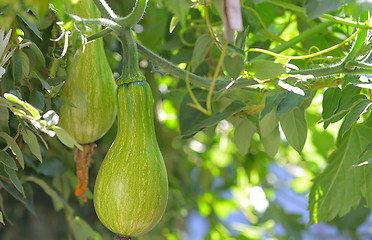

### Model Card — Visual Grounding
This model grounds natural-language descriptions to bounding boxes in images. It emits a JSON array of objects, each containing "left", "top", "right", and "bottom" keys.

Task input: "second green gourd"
[{"left": 94, "top": 81, "right": 168, "bottom": 237}]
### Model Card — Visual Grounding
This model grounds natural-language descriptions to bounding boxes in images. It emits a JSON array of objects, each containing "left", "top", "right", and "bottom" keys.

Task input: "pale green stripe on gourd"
[
  {"left": 94, "top": 82, "right": 168, "bottom": 236},
  {"left": 58, "top": 0, "right": 117, "bottom": 144}
]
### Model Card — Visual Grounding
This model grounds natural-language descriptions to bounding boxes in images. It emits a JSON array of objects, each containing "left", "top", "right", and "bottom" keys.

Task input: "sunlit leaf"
[
  {"left": 234, "top": 117, "right": 256, "bottom": 155},
  {"left": 309, "top": 117, "right": 372, "bottom": 224},
  {"left": 279, "top": 107, "right": 308, "bottom": 153}
]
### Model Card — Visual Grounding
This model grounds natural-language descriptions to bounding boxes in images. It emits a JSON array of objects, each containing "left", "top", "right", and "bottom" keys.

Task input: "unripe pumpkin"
[
  {"left": 58, "top": 0, "right": 116, "bottom": 144},
  {"left": 94, "top": 81, "right": 168, "bottom": 236}
]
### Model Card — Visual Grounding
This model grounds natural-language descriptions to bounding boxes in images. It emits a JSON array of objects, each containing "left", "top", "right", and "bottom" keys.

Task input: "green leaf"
[
  {"left": 26, "top": 176, "right": 71, "bottom": 212},
  {"left": 322, "top": 87, "right": 342, "bottom": 128},
  {"left": 191, "top": 34, "right": 213, "bottom": 72},
  {"left": 0, "top": 181, "right": 35, "bottom": 214},
  {"left": 22, "top": 129, "right": 42, "bottom": 162},
  {"left": 304, "top": 0, "right": 353, "bottom": 20},
  {"left": 233, "top": 118, "right": 256, "bottom": 155},
  {"left": 37, "top": 158, "right": 67, "bottom": 176},
  {"left": 19, "top": 51, "right": 30, "bottom": 76},
  {"left": 279, "top": 107, "right": 308, "bottom": 153},
  {"left": 4, "top": 166, "right": 24, "bottom": 194},
  {"left": 52, "top": 126, "right": 83, "bottom": 150},
  {"left": 260, "top": 91, "right": 287, "bottom": 119},
  {"left": 276, "top": 90, "right": 311, "bottom": 115},
  {"left": 360, "top": 142, "right": 372, "bottom": 159},
  {"left": 342, "top": 99, "right": 372, "bottom": 136},
  {"left": 222, "top": 53, "right": 245, "bottom": 79},
  {"left": 71, "top": 216, "right": 102, "bottom": 240},
  {"left": 259, "top": 107, "right": 279, "bottom": 137},
  {"left": 260, "top": 124, "right": 280, "bottom": 157},
  {"left": 309, "top": 117, "right": 372, "bottom": 224},
  {"left": 28, "top": 0, "right": 50, "bottom": 19},
  {"left": 180, "top": 100, "right": 246, "bottom": 138},
  {"left": 18, "top": 14, "right": 42, "bottom": 39},
  {"left": 28, "top": 42, "right": 46, "bottom": 67},
  {"left": 12, "top": 46, "right": 23, "bottom": 82},
  {"left": 165, "top": 0, "right": 190, "bottom": 27},
  {"left": 31, "top": 72, "right": 51, "bottom": 93},
  {"left": 0, "top": 150, "right": 17, "bottom": 170},
  {"left": 0, "top": 133, "right": 24, "bottom": 168},
  {"left": 259, "top": 108, "right": 280, "bottom": 157},
  {"left": 29, "top": 89, "right": 45, "bottom": 110},
  {"left": 248, "top": 60, "right": 285, "bottom": 80}
]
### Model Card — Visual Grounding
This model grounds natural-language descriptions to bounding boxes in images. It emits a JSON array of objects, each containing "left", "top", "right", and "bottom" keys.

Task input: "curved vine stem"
[
  {"left": 116, "top": 0, "right": 148, "bottom": 27},
  {"left": 137, "top": 41, "right": 257, "bottom": 90},
  {"left": 203, "top": 0, "right": 223, "bottom": 52},
  {"left": 249, "top": 28, "right": 360, "bottom": 60}
]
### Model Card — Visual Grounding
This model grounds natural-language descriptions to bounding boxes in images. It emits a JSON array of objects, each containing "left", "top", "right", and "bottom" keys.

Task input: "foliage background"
[{"left": 1, "top": 0, "right": 372, "bottom": 239}]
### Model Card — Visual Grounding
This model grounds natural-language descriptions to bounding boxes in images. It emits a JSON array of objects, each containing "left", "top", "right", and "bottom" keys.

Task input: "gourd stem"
[
  {"left": 117, "top": 29, "right": 145, "bottom": 84},
  {"left": 114, "top": 235, "right": 132, "bottom": 240},
  {"left": 116, "top": 0, "right": 148, "bottom": 27}
]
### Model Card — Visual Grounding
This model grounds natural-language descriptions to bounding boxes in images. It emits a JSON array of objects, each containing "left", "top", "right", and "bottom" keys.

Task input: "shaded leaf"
[
  {"left": 181, "top": 100, "right": 245, "bottom": 138},
  {"left": 71, "top": 216, "right": 102, "bottom": 240},
  {"left": 0, "top": 150, "right": 17, "bottom": 170},
  {"left": 280, "top": 107, "right": 308, "bottom": 153},
  {"left": 191, "top": 34, "right": 213, "bottom": 71},
  {"left": 37, "top": 158, "right": 67, "bottom": 176},
  {"left": 29, "top": 89, "right": 45, "bottom": 110},
  {"left": 52, "top": 126, "right": 83, "bottom": 150},
  {"left": 342, "top": 99, "right": 372, "bottom": 136},
  {"left": 0, "top": 181, "right": 35, "bottom": 214},
  {"left": 18, "top": 14, "right": 42, "bottom": 39},
  {"left": 222, "top": 53, "right": 245, "bottom": 79},
  {"left": 276, "top": 90, "right": 311, "bottom": 115},
  {"left": 0, "top": 132, "right": 24, "bottom": 168},
  {"left": 260, "top": 91, "right": 287, "bottom": 119},
  {"left": 304, "top": 0, "right": 353, "bottom": 20},
  {"left": 322, "top": 87, "right": 341, "bottom": 129},
  {"left": 22, "top": 129, "right": 42, "bottom": 162},
  {"left": 26, "top": 176, "right": 71, "bottom": 212},
  {"left": 19, "top": 51, "right": 30, "bottom": 76},
  {"left": 5, "top": 166, "right": 24, "bottom": 194},
  {"left": 12, "top": 46, "right": 23, "bottom": 82},
  {"left": 28, "top": 42, "right": 46, "bottom": 67}
]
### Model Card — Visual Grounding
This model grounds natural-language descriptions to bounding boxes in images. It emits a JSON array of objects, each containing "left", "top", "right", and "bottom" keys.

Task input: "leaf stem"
[
  {"left": 203, "top": 0, "right": 223, "bottom": 51},
  {"left": 137, "top": 41, "right": 257, "bottom": 90},
  {"left": 92, "top": 0, "right": 117, "bottom": 19},
  {"left": 2, "top": 131, "right": 20, "bottom": 151}
]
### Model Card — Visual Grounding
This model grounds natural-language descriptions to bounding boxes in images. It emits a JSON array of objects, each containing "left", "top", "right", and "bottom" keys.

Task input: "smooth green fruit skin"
[
  {"left": 58, "top": 0, "right": 116, "bottom": 144},
  {"left": 94, "top": 81, "right": 168, "bottom": 236}
]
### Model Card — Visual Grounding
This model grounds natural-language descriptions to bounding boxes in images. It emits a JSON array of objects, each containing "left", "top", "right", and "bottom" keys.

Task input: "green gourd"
[
  {"left": 94, "top": 81, "right": 168, "bottom": 237},
  {"left": 58, "top": 0, "right": 116, "bottom": 144}
]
